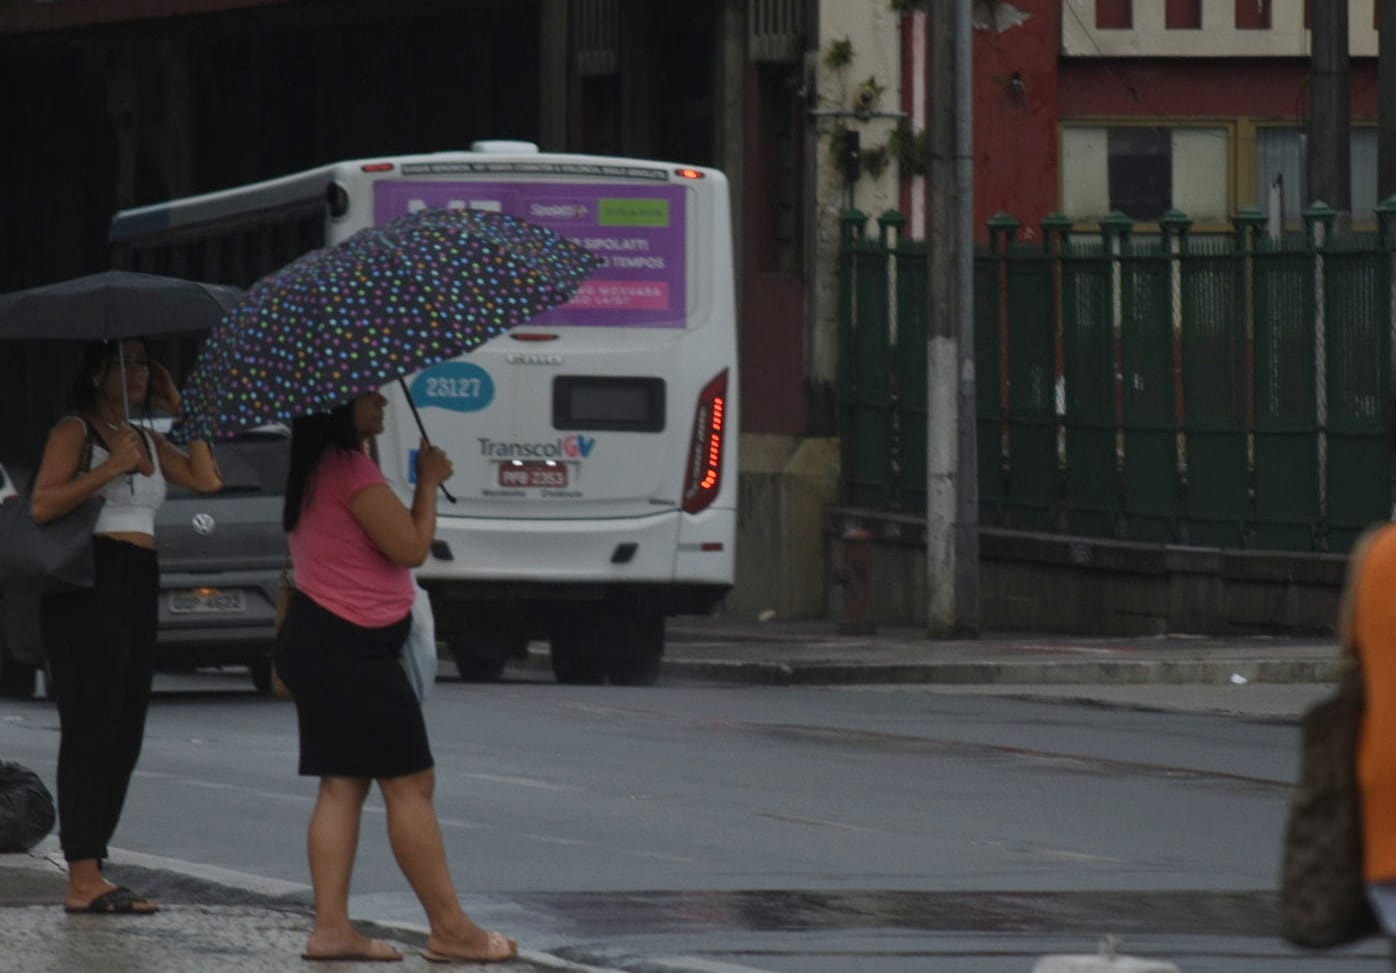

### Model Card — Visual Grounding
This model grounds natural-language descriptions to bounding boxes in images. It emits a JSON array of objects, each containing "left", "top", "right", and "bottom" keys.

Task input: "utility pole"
[
  {"left": 1310, "top": 0, "right": 1351, "bottom": 231},
  {"left": 1381, "top": 0, "right": 1396, "bottom": 200},
  {"left": 925, "top": 0, "right": 977, "bottom": 637}
]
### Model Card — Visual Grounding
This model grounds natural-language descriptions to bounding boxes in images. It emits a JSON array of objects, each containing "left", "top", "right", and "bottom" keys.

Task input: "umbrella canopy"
[
  {"left": 173, "top": 208, "right": 599, "bottom": 444},
  {"left": 0, "top": 270, "right": 243, "bottom": 341}
]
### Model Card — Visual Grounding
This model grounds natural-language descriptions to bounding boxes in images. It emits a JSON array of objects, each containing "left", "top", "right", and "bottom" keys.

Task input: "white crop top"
[{"left": 69, "top": 417, "right": 167, "bottom": 536}]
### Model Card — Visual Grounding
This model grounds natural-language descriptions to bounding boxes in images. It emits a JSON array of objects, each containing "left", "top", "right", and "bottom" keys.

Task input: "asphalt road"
[{"left": 0, "top": 667, "right": 1388, "bottom": 972}]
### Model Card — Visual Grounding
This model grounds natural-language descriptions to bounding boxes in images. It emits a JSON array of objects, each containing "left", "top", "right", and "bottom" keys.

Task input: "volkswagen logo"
[{"left": 191, "top": 513, "right": 216, "bottom": 536}]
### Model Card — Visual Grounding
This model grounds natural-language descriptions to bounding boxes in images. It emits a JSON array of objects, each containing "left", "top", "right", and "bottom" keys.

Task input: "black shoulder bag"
[{"left": 0, "top": 426, "right": 104, "bottom": 592}]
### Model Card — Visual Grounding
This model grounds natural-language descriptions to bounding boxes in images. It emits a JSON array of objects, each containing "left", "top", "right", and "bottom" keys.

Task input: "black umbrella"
[
  {"left": 0, "top": 271, "right": 242, "bottom": 341},
  {"left": 0, "top": 270, "right": 243, "bottom": 418}
]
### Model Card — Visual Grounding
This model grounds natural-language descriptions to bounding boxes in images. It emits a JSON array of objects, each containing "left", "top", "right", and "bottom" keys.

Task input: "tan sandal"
[{"left": 421, "top": 930, "right": 518, "bottom": 964}]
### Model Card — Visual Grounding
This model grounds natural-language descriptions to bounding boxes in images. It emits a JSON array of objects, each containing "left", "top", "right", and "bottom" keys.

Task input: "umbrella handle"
[{"left": 399, "top": 378, "right": 457, "bottom": 504}]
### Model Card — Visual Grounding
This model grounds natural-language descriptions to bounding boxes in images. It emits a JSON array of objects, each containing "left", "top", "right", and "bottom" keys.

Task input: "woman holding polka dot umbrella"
[{"left": 172, "top": 207, "right": 596, "bottom": 964}]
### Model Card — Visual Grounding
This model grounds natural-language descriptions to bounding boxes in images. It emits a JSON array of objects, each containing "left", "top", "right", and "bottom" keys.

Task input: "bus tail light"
[{"left": 681, "top": 369, "right": 728, "bottom": 514}]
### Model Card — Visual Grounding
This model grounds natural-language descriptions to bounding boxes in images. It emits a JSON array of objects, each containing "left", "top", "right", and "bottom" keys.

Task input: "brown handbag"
[
  {"left": 1280, "top": 527, "right": 1383, "bottom": 948},
  {"left": 1280, "top": 659, "right": 1378, "bottom": 947}
]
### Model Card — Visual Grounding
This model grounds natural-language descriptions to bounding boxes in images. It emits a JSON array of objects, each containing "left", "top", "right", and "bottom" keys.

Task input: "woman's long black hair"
[
  {"left": 283, "top": 401, "right": 361, "bottom": 532},
  {"left": 65, "top": 338, "right": 152, "bottom": 417}
]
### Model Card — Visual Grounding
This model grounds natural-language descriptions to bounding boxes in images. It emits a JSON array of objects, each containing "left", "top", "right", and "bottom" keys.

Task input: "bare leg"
[
  {"left": 303, "top": 776, "right": 400, "bottom": 961},
  {"left": 379, "top": 769, "right": 516, "bottom": 961}
]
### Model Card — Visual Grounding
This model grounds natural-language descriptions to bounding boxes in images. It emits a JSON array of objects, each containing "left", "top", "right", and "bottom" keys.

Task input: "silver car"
[{"left": 0, "top": 423, "right": 290, "bottom": 696}]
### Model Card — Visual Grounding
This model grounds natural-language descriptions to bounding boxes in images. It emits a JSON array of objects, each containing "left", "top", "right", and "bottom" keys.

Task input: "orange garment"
[{"left": 1355, "top": 523, "right": 1396, "bottom": 881}]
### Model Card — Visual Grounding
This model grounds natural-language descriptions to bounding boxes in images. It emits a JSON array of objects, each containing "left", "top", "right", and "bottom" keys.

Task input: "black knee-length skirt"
[{"left": 274, "top": 588, "right": 432, "bottom": 779}]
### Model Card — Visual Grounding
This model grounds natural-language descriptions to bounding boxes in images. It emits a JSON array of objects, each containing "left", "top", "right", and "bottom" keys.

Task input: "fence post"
[
  {"left": 1102, "top": 211, "right": 1133, "bottom": 535},
  {"left": 1379, "top": 195, "right": 1396, "bottom": 517},
  {"left": 986, "top": 211, "right": 1021, "bottom": 427},
  {"left": 1041, "top": 213, "right": 1073, "bottom": 524},
  {"left": 983, "top": 213, "right": 1020, "bottom": 526},
  {"left": 1159, "top": 209, "right": 1191, "bottom": 539},
  {"left": 1233, "top": 208, "right": 1266, "bottom": 543},
  {"left": 838, "top": 209, "right": 869, "bottom": 505},
  {"left": 1303, "top": 201, "right": 1336, "bottom": 543},
  {"left": 878, "top": 209, "right": 908, "bottom": 506}
]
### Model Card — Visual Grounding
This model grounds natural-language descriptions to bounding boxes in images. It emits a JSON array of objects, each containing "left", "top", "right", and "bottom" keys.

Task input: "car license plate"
[
  {"left": 169, "top": 588, "right": 246, "bottom": 614},
  {"left": 498, "top": 461, "right": 567, "bottom": 488}
]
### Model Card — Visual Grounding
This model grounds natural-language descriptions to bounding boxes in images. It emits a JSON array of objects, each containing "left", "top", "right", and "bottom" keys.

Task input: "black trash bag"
[{"left": 0, "top": 761, "right": 55, "bottom": 853}]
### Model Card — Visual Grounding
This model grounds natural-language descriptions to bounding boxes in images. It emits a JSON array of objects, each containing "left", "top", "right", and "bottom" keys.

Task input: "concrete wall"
[
  {"left": 826, "top": 508, "right": 1348, "bottom": 635},
  {"left": 725, "top": 434, "right": 840, "bottom": 620},
  {"left": 808, "top": 0, "right": 905, "bottom": 395}
]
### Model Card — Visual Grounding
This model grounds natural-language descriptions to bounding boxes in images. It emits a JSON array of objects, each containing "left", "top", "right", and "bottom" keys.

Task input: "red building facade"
[{"left": 967, "top": 0, "right": 1380, "bottom": 240}]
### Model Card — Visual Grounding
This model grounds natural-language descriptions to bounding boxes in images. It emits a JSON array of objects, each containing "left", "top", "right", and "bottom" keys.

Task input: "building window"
[
  {"left": 1108, "top": 128, "right": 1172, "bottom": 220},
  {"left": 756, "top": 63, "right": 804, "bottom": 273},
  {"left": 1063, "top": 125, "right": 1230, "bottom": 224},
  {"left": 1166, "top": 0, "right": 1201, "bottom": 29},
  {"left": 1236, "top": 0, "right": 1271, "bottom": 30},
  {"left": 1254, "top": 127, "right": 1379, "bottom": 225},
  {"left": 1096, "top": 0, "right": 1132, "bottom": 29}
]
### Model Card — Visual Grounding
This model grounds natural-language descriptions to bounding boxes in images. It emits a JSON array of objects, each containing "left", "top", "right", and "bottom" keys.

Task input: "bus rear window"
[{"left": 553, "top": 376, "right": 665, "bottom": 432}]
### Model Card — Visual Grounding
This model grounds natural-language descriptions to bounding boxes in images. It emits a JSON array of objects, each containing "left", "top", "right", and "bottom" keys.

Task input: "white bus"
[{"left": 110, "top": 143, "right": 738, "bottom": 685}]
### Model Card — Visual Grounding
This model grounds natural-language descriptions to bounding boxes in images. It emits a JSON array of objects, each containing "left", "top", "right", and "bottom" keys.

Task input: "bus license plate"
[
  {"left": 169, "top": 588, "right": 246, "bottom": 614},
  {"left": 498, "top": 462, "right": 568, "bottom": 489}
]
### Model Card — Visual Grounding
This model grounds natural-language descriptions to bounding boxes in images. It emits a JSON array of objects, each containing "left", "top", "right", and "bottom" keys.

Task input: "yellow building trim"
[{"left": 1059, "top": 117, "right": 1237, "bottom": 234}]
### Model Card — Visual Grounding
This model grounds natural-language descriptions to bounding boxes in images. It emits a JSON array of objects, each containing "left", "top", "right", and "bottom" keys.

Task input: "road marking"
[
  {"left": 644, "top": 958, "right": 782, "bottom": 973},
  {"left": 132, "top": 770, "right": 317, "bottom": 805},
  {"left": 520, "top": 833, "right": 591, "bottom": 846},
  {"left": 520, "top": 948, "right": 642, "bottom": 972},
  {"left": 753, "top": 812, "right": 878, "bottom": 833},
  {"left": 1028, "top": 848, "right": 1130, "bottom": 864},
  {"left": 463, "top": 772, "right": 581, "bottom": 792}
]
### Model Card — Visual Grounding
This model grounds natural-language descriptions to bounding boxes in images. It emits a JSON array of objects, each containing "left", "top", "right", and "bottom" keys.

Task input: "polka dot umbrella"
[{"left": 171, "top": 207, "right": 599, "bottom": 446}]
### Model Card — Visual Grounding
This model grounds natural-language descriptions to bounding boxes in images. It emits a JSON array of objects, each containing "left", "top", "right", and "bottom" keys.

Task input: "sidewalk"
[
  {"left": 551, "top": 614, "right": 1341, "bottom": 722},
  {"left": 0, "top": 839, "right": 612, "bottom": 973},
  {"left": 0, "top": 618, "right": 1340, "bottom": 971},
  {"left": 658, "top": 615, "right": 1340, "bottom": 690}
]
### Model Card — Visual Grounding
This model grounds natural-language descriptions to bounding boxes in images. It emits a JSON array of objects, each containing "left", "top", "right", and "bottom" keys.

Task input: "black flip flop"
[{"left": 64, "top": 886, "right": 158, "bottom": 915}]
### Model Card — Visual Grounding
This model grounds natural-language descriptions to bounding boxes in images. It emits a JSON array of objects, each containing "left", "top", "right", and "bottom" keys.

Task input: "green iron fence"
[{"left": 838, "top": 204, "right": 1396, "bottom": 553}]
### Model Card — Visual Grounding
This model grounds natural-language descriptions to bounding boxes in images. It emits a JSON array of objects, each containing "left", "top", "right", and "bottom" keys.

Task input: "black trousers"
[{"left": 42, "top": 536, "right": 158, "bottom": 864}]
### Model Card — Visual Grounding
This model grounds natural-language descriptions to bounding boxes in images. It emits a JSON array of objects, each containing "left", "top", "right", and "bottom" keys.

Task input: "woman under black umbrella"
[{"left": 29, "top": 337, "right": 222, "bottom": 914}]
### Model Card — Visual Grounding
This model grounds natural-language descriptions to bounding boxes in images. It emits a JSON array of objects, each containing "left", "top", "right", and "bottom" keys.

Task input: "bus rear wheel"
[
  {"left": 449, "top": 637, "right": 512, "bottom": 683},
  {"left": 549, "top": 607, "right": 608, "bottom": 685},
  {"left": 550, "top": 606, "right": 664, "bottom": 686},
  {"left": 606, "top": 611, "right": 664, "bottom": 686}
]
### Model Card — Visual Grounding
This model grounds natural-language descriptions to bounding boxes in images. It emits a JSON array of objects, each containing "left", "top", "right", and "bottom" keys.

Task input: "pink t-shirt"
[{"left": 290, "top": 448, "right": 414, "bottom": 628}]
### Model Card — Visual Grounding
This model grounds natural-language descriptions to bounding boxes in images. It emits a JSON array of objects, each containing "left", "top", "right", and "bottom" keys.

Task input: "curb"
[
  {"left": 524, "top": 649, "right": 1341, "bottom": 687},
  {"left": 659, "top": 657, "right": 1343, "bottom": 686}
]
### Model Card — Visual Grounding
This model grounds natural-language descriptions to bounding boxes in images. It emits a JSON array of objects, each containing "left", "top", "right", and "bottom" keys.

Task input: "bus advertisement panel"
[{"left": 373, "top": 181, "right": 686, "bottom": 328}]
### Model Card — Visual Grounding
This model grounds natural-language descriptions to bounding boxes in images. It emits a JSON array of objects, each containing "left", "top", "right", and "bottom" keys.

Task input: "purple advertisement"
[{"left": 374, "top": 180, "right": 686, "bottom": 328}]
